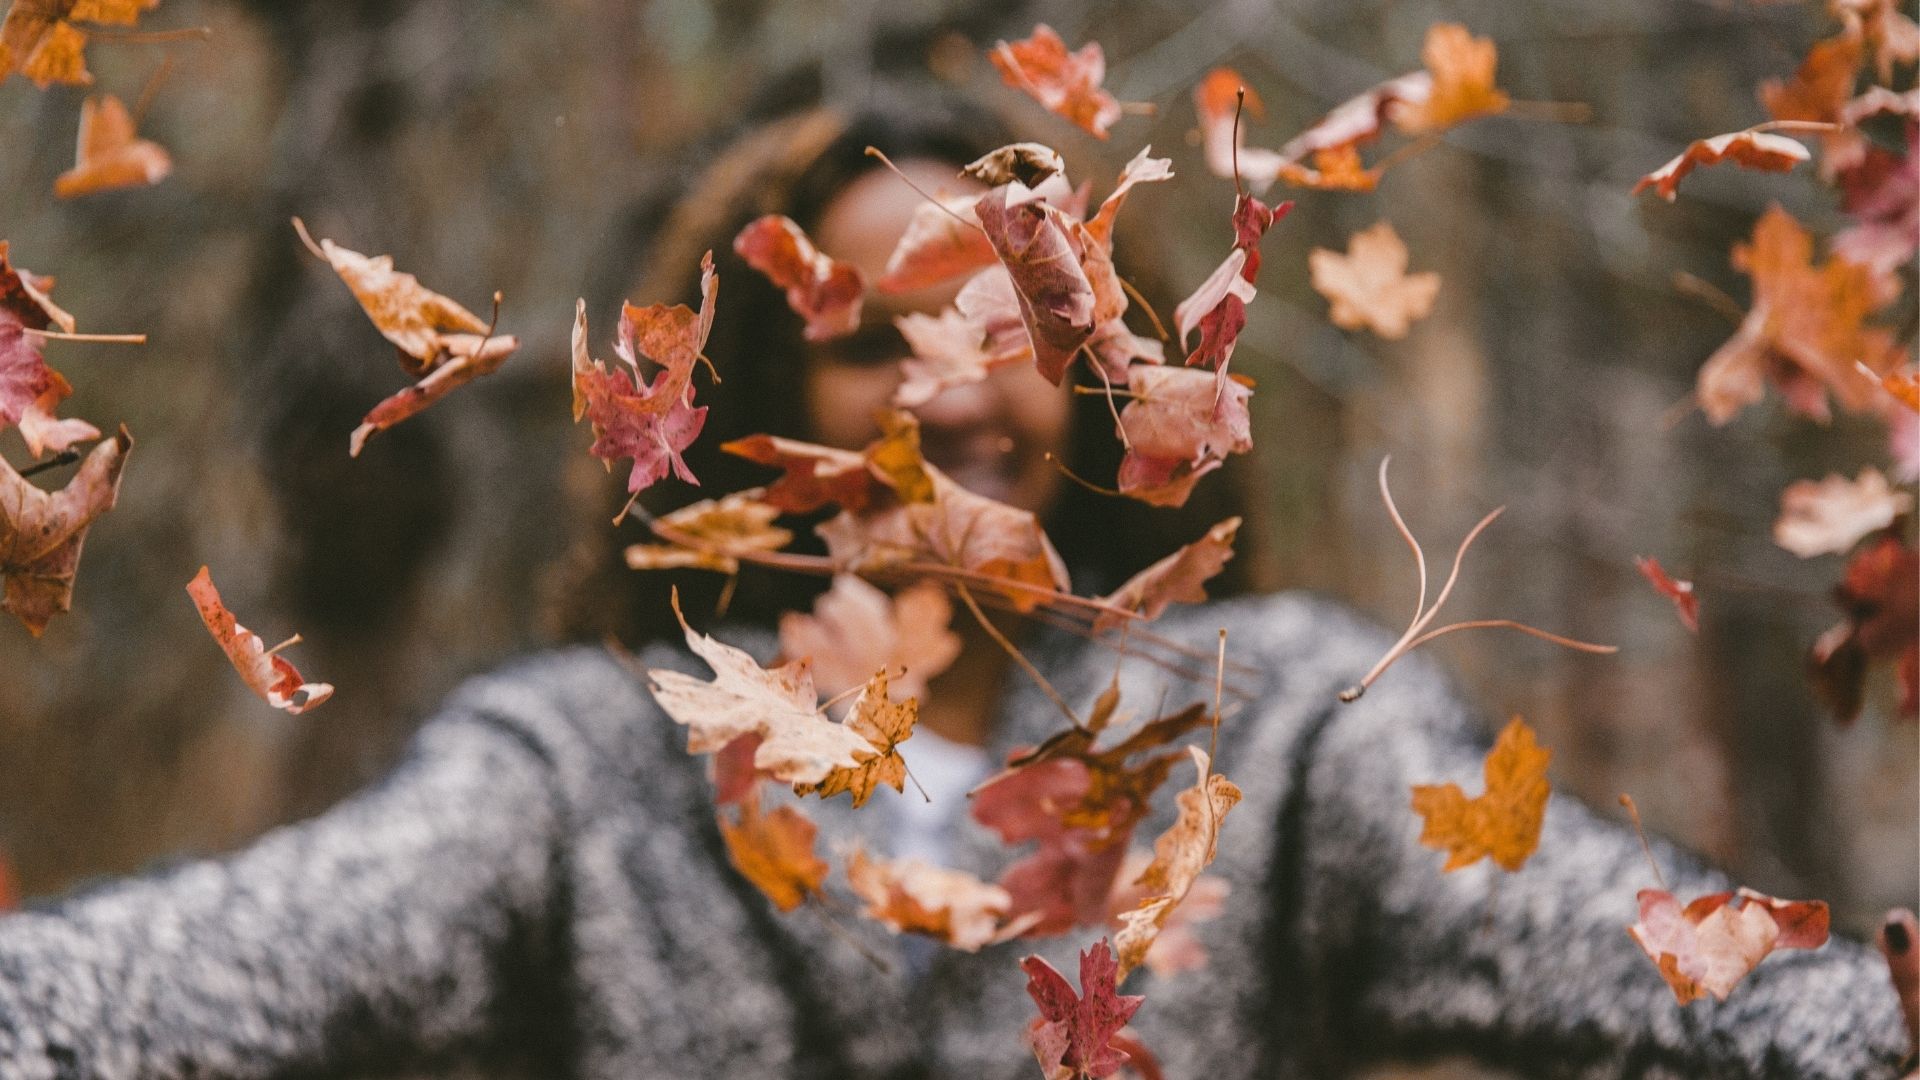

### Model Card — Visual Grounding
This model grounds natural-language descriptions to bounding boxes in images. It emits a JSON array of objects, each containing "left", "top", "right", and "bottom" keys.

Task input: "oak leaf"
[
  {"left": 1635, "top": 556, "right": 1700, "bottom": 634},
  {"left": 186, "top": 566, "right": 333, "bottom": 714},
  {"left": 991, "top": 25, "right": 1123, "bottom": 139},
  {"left": 791, "top": 670, "right": 917, "bottom": 808},
  {"left": 777, "top": 575, "right": 959, "bottom": 703},
  {"left": 845, "top": 846, "right": 1034, "bottom": 951},
  {"left": 1775, "top": 468, "right": 1912, "bottom": 558},
  {"left": 1096, "top": 517, "right": 1240, "bottom": 632},
  {"left": 733, "top": 215, "right": 865, "bottom": 342},
  {"left": 718, "top": 791, "right": 826, "bottom": 913},
  {"left": 1410, "top": 715, "right": 1550, "bottom": 872},
  {"left": 624, "top": 491, "right": 792, "bottom": 575},
  {"left": 1629, "top": 887, "right": 1830, "bottom": 1004},
  {"left": 1115, "top": 365, "right": 1253, "bottom": 508},
  {"left": 1021, "top": 940, "right": 1146, "bottom": 1080},
  {"left": 0, "top": 425, "right": 129, "bottom": 635},
  {"left": 1112, "top": 747, "right": 1242, "bottom": 980},
  {"left": 1308, "top": 221, "right": 1439, "bottom": 340},
  {"left": 1632, "top": 131, "right": 1810, "bottom": 202},
  {"left": 53, "top": 93, "right": 171, "bottom": 199},
  {"left": 646, "top": 592, "right": 875, "bottom": 786}
]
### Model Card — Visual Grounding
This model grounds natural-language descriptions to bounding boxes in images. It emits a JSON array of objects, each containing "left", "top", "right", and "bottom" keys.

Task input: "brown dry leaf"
[
  {"left": 1095, "top": 517, "right": 1240, "bottom": 632},
  {"left": 1697, "top": 205, "right": 1896, "bottom": 425},
  {"left": 624, "top": 491, "right": 792, "bottom": 575},
  {"left": 186, "top": 566, "right": 332, "bottom": 714},
  {"left": 974, "top": 179, "right": 1096, "bottom": 385},
  {"left": 0, "top": 425, "right": 130, "bottom": 635},
  {"left": 718, "top": 791, "right": 827, "bottom": 913},
  {"left": 53, "top": 93, "right": 171, "bottom": 199},
  {"left": 792, "top": 669, "right": 916, "bottom": 807},
  {"left": 1308, "top": 221, "right": 1440, "bottom": 340},
  {"left": 646, "top": 591, "right": 875, "bottom": 786},
  {"left": 990, "top": 25, "right": 1124, "bottom": 139},
  {"left": 777, "top": 575, "right": 959, "bottom": 702},
  {"left": 845, "top": 846, "right": 1033, "bottom": 951},
  {"left": 1809, "top": 534, "right": 1919, "bottom": 723},
  {"left": 1410, "top": 715, "right": 1550, "bottom": 872},
  {"left": 0, "top": 242, "right": 76, "bottom": 333},
  {"left": 1389, "top": 23, "right": 1512, "bottom": 134},
  {"left": 1775, "top": 468, "right": 1913, "bottom": 558},
  {"left": 1115, "top": 365, "right": 1254, "bottom": 508},
  {"left": 1629, "top": 887, "right": 1831, "bottom": 1004},
  {"left": 0, "top": 0, "right": 158, "bottom": 88},
  {"left": 1633, "top": 131, "right": 1810, "bottom": 202},
  {"left": 962, "top": 143, "right": 1067, "bottom": 189},
  {"left": 1112, "top": 747, "right": 1242, "bottom": 980},
  {"left": 1106, "top": 852, "right": 1229, "bottom": 977}
]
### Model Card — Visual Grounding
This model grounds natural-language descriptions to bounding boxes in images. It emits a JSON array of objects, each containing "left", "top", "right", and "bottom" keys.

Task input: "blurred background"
[{"left": 0, "top": 1, "right": 1913, "bottom": 1076}]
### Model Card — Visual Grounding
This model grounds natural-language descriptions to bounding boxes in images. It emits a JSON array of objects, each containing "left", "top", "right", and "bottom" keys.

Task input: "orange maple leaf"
[
  {"left": 1391, "top": 23, "right": 1512, "bottom": 134},
  {"left": 0, "top": 0, "right": 159, "bottom": 88},
  {"left": 1308, "top": 221, "right": 1440, "bottom": 340},
  {"left": 1410, "top": 715, "right": 1551, "bottom": 872},
  {"left": 991, "top": 25, "right": 1123, "bottom": 139},
  {"left": 717, "top": 792, "right": 827, "bottom": 913},
  {"left": 791, "top": 670, "right": 917, "bottom": 808},
  {"left": 53, "top": 93, "right": 171, "bottom": 199}
]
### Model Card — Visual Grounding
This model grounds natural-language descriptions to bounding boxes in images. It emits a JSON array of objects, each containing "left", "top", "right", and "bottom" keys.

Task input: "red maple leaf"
[{"left": 1021, "top": 939, "right": 1146, "bottom": 1079}]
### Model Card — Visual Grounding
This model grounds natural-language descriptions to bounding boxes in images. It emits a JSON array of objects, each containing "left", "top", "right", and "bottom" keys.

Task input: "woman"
[{"left": 0, "top": 88, "right": 1910, "bottom": 1080}]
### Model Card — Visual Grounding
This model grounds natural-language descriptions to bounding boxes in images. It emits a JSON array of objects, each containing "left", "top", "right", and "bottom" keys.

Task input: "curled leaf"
[
  {"left": 1774, "top": 468, "right": 1912, "bottom": 558},
  {"left": 1112, "top": 747, "right": 1242, "bottom": 981},
  {"left": 0, "top": 424, "right": 129, "bottom": 635},
  {"left": 733, "top": 215, "right": 865, "bottom": 342},
  {"left": 1633, "top": 130, "right": 1809, "bottom": 202},
  {"left": 1635, "top": 556, "right": 1700, "bottom": 634},
  {"left": 186, "top": 566, "right": 333, "bottom": 714},
  {"left": 1629, "top": 887, "right": 1830, "bottom": 1004},
  {"left": 990, "top": 25, "right": 1124, "bottom": 139},
  {"left": 1115, "top": 365, "right": 1254, "bottom": 508},
  {"left": 791, "top": 670, "right": 917, "bottom": 808},
  {"left": 846, "top": 846, "right": 1034, "bottom": 951}
]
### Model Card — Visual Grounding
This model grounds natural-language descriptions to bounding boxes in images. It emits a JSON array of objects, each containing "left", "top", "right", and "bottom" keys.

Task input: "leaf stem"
[
  {"left": 22, "top": 328, "right": 146, "bottom": 345},
  {"left": 955, "top": 583, "right": 1083, "bottom": 731}
]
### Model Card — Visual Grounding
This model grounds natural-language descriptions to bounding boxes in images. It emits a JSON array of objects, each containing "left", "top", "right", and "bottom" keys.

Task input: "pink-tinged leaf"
[
  {"left": 1, "top": 424, "right": 130, "bottom": 636},
  {"left": 991, "top": 25, "right": 1124, "bottom": 139},
  {"left": 350, "top": 331, "right": 519, "bottom": 457},
  {"left": 954, "top": 267, "right": 1037, "bottom": 364},
  {"left": 1834, "top": 121, "right": 1919, "bottom": 277},
  {"left": 1173, "top": 195, "right": 1286, "bottom": 374},
  {"left": 1635, "top": 556, "right": 1699, "bottom": 634},
  {"left": 777, "top": 575, "right": 959, "bottom": 704},
  {"left": 1775, "top": 468, "right": 1913, "bottom": 558},
  {"left": 877, "top": 193, "right": 996, "bottom": 295},
  {"left": 845, "top": 846, "right": 1036, "bottom": 952},
  {"left": 17, "top": 367, "right": 98, "bottom": 459},
  {"left": 0, "top": 311, "right": 53, "bottom": 430},
  {"left": 1629, "top": 886, "right": 1830, "bottom": 1004},
  {"left": 892, "top": 307, "right": 1030, "bottom": 409},
  {"left": 1194, "top": 69, "right": 1293, "bottom": 194},
  {"left": 1097, "top": 517, "right": 1240, "bottom": 632},
  {"left": 1633, "top": 131, "right": 1810, "bottom": 202},
  {"left": 1021, "top": 940, "right": 1146, "bottom": 1079},
  {"left": 187, "top": 566, "right": 333, "bottom": 714},
  {"left": 974, "top": 183, "right": 1096, "bottom": 385},
  {"left": 1116, "top": 365, "right": 1253, "bottom": 508},
  {"left": 711, "top": 732, "right": 765, "bottom": 807},
  {"left": 733, "top": 215, "right": 865, "bottom": 341},
  {"left": 0, "top": 242, "right": 76, "bottom": 334}
]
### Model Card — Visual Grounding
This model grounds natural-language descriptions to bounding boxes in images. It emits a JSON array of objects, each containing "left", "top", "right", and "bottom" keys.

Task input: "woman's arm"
[
  {"left": 0, "top": 707, "right": 566, "bottom": 1079},
  {"left": 1281, "top": 651, "right": 1911, "bottom": 1079}
]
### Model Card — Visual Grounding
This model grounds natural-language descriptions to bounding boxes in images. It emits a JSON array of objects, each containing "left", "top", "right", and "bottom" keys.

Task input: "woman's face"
[{"left": 804, "top": 159, "right": 1071, "bottom": 516}]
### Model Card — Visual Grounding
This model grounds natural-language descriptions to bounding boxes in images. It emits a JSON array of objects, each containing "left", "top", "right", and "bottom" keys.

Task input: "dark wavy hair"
[{"left": 549, "top": 80, "right": 1276, "bottom": 644}]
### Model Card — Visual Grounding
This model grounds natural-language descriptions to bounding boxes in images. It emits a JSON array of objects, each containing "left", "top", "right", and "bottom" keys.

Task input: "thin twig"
[
  {"left": 1118, "top": 277, "right": 1169, "bottom": 342},
  {"left": 17, "top": 449, "right": 81, "bottom": 479},
  {"left": 22, "top": 328, "right": 146, "bottom": 345},
  {"left": 955, "top": 583, "right": 1083, "bottom": 730},
  {"left": 865, "top": 147, "right": 985, "bottom": 234},
  {"left": 1672, "top": 272, "right": 1746, "bottom": 324},
  {"left": 1618, "top": 794, "right": 1668, "bottom": 891},
  {"left": 1403, "top": 619, "right": 1619, "bottom": 655},
  {"left": 84, "top": 25, "right": 213, "bottom": 44}
]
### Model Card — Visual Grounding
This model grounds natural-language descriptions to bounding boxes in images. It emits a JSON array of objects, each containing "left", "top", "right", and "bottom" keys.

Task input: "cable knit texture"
[{"left": 0, "top": 592, "right": 1906, "bottom": 1078}]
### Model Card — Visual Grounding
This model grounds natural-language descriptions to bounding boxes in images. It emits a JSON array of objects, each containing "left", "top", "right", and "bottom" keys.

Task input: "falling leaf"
[
  {"left": 1115, "top": 365, "right": 1254, "bottom": 508},
  {"left": 733, "top": 215, "right": 865, "bottom": 342},
  {"left": 845, "top": 846, "right": 1035, "bottom": 951},
  {"left": 974, "top": 180, "right": 1096, "bottom": 384},
  {"left": 1096, "top": 517, "right": 1240, "bottom": 632},
  {"left": 0, "top": 312, "right": 54, "bottom": 433},
  {"left": 711, "top": 732, "right": 765, "bottom": 807},
  {"left": 1083, "top": 148, "right": 1175, "bottom": 247},
  {"left": 722, "top": 434, "right": 873, "bottom": 513},
  {"left": 792, "top": 669, "right": 917, "bottom": 807},
  {"left": 1106, "top": 853, "right": 1229, "bottom": 978},
  {"left": 877, "top": 194, "right": 996, "bottom": 295},
  {"left": 892, "top": 306, "right": 1030, "bottom": 408},
  {"left": 777, "top": 575, "right": 959, "bottom": 702},
  {"left": 1112, "top": 747, "right": 1242, "bottom": 980},
  {"left": 1388, "top": 23, "right": 1512, "bottom": 135},
  {"left": 718, "top": 791, "right": 827, "bottom": 913},
  {"left": 1410, "top": 715, "right": 1550, "bottom": 872},
  {"left": 0, "top": 242, "right": 75, "bottom": 334},
  {"left": 570, "top": 257, "right": 716, "bottom": 493},
  {"left": 1309, "top": 221, "right": 1440, "bottom": 340},
  {"left": 1762, "top": 32, "right": 1864, "bottom": 125},
  {"left": 624, "top": 491, "right": 792, "bottom": 575},
  {"left": 963, "top": 143, "right": 1068, "bottom": 189},
  {"left": 1629, "top": 887, "right": 1830, "bottom": 1004},
  {"left": 350, "top": 330, "right": 516, "bottom": 457},
  {"left": 1635, "top": 556, "right": 1700, "bottom": 634},
  {"left": 186, "top": 566, "right": 333, "bottom": 714},
  {"left": 0, "top": 425, "right": 130, "bottom": 636},
  {"left": 0, "top": 0, "right": 158, "bottom": 88},
  {"left": 1877, "top": 363, "right": 1920, "bottom": 412},
  {"left": 1632, "top": 131, "right": 1810, "bottom": 202},
  {"left": 646, "top": 591, "right": 876, "bottom": 786},
  {"left": 52, "top": 93, "right": 171, "bottom": 199},
  {"left": 1193, "top": 69, "right": 1293, "bottom": 195},
  {"left": 293, "top": 217, "right": 513, "bottom": 377},
  {"left": 990, "top": 25, "right": 1124, "bottom": 139},
  {"left": 1809, "top": 534, "right": 1919, "bottom": 723},
  {"left": 18, "top": 367, "right": 98, "bottom": 458},
  {"left": 1834, "top": 119, "right": 1919, "bottom": 276},
  {"left": 1173, "top": 194, "right": 1288, "bottom": 374},
  {"left": 1775, "top": 468, "right": 1913, "bottom": 558},
  {"left": 1021, "top": 940, "right": 1146, "bottom": 1080},
  {"left": 1697, "top": 205, "right": 1896, "bottom": 425}
]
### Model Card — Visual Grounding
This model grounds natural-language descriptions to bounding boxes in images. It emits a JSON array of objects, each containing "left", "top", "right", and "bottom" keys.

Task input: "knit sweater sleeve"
[
  {"left": 0, "top": 702, "right": 567, "bottom": 1080},
  {"left": 1279, "top": 638, "right": 1911, "bottom": 1079}
]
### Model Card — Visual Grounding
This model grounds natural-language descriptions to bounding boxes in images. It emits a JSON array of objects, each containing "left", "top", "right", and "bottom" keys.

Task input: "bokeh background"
[{"left": 0, "top": 1, "right": 1913, "bottom": 1076}]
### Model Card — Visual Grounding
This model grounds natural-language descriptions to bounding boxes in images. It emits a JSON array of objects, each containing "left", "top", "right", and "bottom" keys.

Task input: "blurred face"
[{"left": 804, "top": 159, "right": 1071, "bottom": 515}]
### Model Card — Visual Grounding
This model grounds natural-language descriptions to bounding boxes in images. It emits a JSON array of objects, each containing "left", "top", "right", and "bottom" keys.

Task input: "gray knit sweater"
[{"left": 0, "top": 592, "right": 1907, "bottom": 1079}]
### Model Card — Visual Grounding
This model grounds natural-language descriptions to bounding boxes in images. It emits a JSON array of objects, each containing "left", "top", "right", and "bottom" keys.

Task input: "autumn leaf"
[
  {"left": 1632, "top": 131, "right": 1810, "bottom": 202},
  {"left": 792, "top": 669, "right": 917, "bottom": 807},
  {"left": 1833, "top": 119, "right": 1918, "bottom": 276},
  {"left": 1388, "top": 23, "right": 1512, "bottom": 135},
  {"left": 1193, "top": 69, "right": 1293, "bottom": 195},
  {"left": 1878, "top": 363, "right": 1920, "bottom": 412},
  {"left": 1309, "top": 221, "right": 1440, "bottom": 340},
  {"left": 892, "top": 306, "right": 1030, "bottom": 409},
  {"left": 53, "top": 93, "right": 171, "bottom": 199},
  {"left": 0, "top": 312, "right": 54, "bottom": 433},
  {"left": 722, "top": 434, "right": 872, "bottom": 513},
  {"left": 963, "top": 143, "right": 1068, "bottom": 189},
  {"left": 18, "top": 367, "right": 98, "bottom": 459},
  {"left": 1095, "top": 517, "right": 1240, "bottom": 632},
  {"left": 1410, "top": 715, "right": 1551, "bottom": 872},
  {"left": 1173, "top": 194, "right": 1288, "bottom": 374},
  {"left": 1021, "top": 940, "right": 1146, "bottom": 1080},
  {"left": 1629, "top": 887, "right": 1830, "bottom": 1004},
  {"left": 1762, "top": 32, "right": 1863, "bottom": 125},
  {"left": 1115, "top": 365, "right": 1254, "bottom": 508},
  {"left": 1106, "top": 852, "right": 1229, "bottom": 978},
  {"left": 0, "top": 242, "right": 76, "bottom": 334},
  {"left": 293, "top": 217, "right": 517, "bottom": 378},
  {"left": 624, "top": 490, "right": 792, "bottom": 575},
  {"left": 777, "top": 575, "right": 959, "bottom": 703},
  {"left": 1775, "top": 468, "right": 1912, "bottom": 558},
  {"left": 570, "top": 256, "right": 716, "bottom": 493},
  {"left": 877, "top": 193, "right": 996, "bottom": 295},
  {"left": 718, "top": 790, "right": 827, "bottom": 913},
  {"left": 1809, "top": 534, "right": 1918, "bottom": 723},
  {"left": 1697, "top": 205, "right": 1896, "bottom": 425},
  {"left": 733, "top": 215, "right": 865, "bottom": 342},
  {"left": 974, "top": 180, "right": 1096, "bottom": 385},
  {"left": 1112, "top": 747, "right": 1242, "bottom": 981},
  {"left": 0, "top": 425, "right": 130, "bottom": 636},
  {"left": 186, "top": 566, "right": 333, "bottom": 714},
  {"left": 1635, "top": 556, "right": 1700, "bottom": 634},
  {"left": 991, "top": 25, "right": 1124, "bottom": 139},
  {"left": 350, "top": 329, "right": 516, "bottom": 457},
  {"left": 646, "top": 591, "right": 876, "bottom": 786},
  {"left": 845, "top": 846, "right": 1036, "bottom": 951},
  {"left": 0, "top": 0, "right": 158, "bottom": 88}
]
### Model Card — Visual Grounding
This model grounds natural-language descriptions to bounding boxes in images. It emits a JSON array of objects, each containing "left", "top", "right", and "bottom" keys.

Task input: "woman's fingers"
[{"left": 1880, "top": 908, "right": 1919, "bottom": 1066}]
